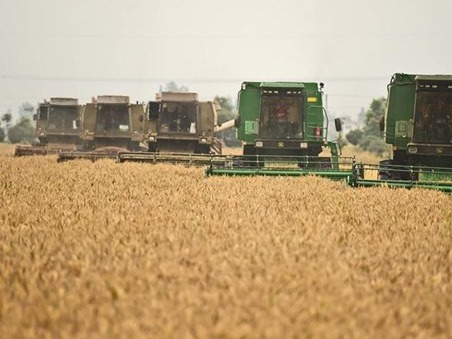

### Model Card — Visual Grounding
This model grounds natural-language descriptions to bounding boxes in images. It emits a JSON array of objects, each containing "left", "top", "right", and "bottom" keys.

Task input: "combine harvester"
[
  {"left": 117, "top": 91, "right": 235, "bottom": 166},
  {"left": 205, "top": 81, "right": 349, "bottom": 178},
  {"left": 354, "top": 73, "right": 452, "bottom": 192},
  {"left": 15, "top": 98, "right": 82, "bottom": 156},
  {"left": 58, "top": 95, "right": 146, "bottom": 161},
  {"left": 206, "top": 77, "right": 452, "bottom": 193}
]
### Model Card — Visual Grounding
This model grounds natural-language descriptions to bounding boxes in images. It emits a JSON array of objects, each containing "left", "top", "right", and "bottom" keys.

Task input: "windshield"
[
  {"left": 47, "top": 106, "right": 78, "bottom": 132},
  {"left": 259, "top": 89, "right": 303, "bottom": 138},
  {"left": 413, "top": 86, "right": 452, "bottom": 144},
  {"left": 158, "top": 102, "right": 197, "bottom": 134},
  {"left": 96, "top": 104, "right": 129, "bottom": 132}
]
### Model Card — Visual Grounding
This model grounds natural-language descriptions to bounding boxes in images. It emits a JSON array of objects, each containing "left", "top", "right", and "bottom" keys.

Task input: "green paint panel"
[
  {"left": 236, "top": 83, "right": 260, "bottom": 143},
  {"left": 385, "top": 73, "right": 416, "bottom": 149},
  {"left": 244, "top": 120, "right": 258, "bottom": 134}
]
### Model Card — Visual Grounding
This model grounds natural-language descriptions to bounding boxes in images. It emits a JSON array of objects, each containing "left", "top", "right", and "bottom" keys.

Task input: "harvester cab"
[
  {"left": 15, "top": 97, "right": 82, "bottom": 156},
  {"left": 57, "top": 95, "right": 146, "bottom": 161},
  {"left": 145, "top": 91, "right": 222, "bottom": 154},
  {"left": 235, "top": 82, "right": 331, "bottom": 156},
  {"left": 78, "top": 95, "right": 145, "bottom": 151}
]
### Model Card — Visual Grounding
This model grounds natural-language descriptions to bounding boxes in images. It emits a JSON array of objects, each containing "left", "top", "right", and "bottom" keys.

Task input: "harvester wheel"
[
  {"left": 196, "top": 144, "right": 210, "bottom": 154},
  {"left": 129, "top": 141, "right": 140, "bottom": 151},
  {"left": 318, "top": 157, "right": 332, "bottom": 169},
  {"left": 148, "top": 143, "right": 157, "bottom": 152},
  {"left": 243, "top": 145, "right": 263, "bottom": 167},
  {"left": 231, "top": 156, "right": 244, "bottom": 167},
  {"left": 378, "top": 159, "right": 419, "bottom": 181},
  {"left": 378, "top": 160, "right": 392, "bottom": 180}
]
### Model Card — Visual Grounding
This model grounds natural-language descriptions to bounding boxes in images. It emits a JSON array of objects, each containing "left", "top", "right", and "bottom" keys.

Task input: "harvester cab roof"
[
  {"left": 96, "top": 95, "right": 130, "bottom": 104},
  {"left": 49, "top": 97, "right": 79, "bottom": 106}
]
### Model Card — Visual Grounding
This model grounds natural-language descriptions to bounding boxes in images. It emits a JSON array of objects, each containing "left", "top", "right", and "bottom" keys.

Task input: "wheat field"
[{"left": 0, "top": 144, "right": 451, "bottom": 338}]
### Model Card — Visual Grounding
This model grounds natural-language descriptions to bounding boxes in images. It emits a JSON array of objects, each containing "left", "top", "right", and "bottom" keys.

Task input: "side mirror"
[
  {"left": 75, "top": 119, "right": 80, "bottom": 128},
  {"left": 334, "top": 118, "right": 342, "bottom": 132},
  {"left": 234, "top": 117, "right": 240, "bottom": 128},
  {"left": 33, "top": 114, "right": 37, "bottom": 121},
  {"left": 148, "top": 101, "right": 160, "bottom": 120}
]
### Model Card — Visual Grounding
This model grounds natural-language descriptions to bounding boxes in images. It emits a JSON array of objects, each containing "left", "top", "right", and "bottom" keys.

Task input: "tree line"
[
  {"left": 0, "top": 103, "right": 35, "bottom": 144},
  {"left": 342, "top": 97, "right": 389, "bottom": 156}
]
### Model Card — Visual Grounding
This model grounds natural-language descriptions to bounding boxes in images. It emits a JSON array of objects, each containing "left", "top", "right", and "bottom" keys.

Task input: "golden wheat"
[{"left": 0, "top": 148, "right": 451, "bottom": 338}]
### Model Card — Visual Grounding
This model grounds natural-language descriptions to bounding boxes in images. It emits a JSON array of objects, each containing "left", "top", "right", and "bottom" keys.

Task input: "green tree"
[
  {"left": 8, "top": 117, "right": 35, "bottom": 144},
  {"left": 215, "top": 96, "right": 235, "bottom": 123},
  {"left": 19, "top": 102, "right": 34, "bottom": 119},
  {"left": 363, "top": 98, "right": 386, "bottom": 136},
  {"left": 2, "top": 111, "right": 13, "bottom": 142},
  {"left": 162, "top": 81, "right": 189, "bottom": 92},
  {"left": 0, "top": 127, "right": 5, "bottom": 142},
  {"left": 345, "top": 128, "right": 364, "bottom": 145},
  {"left": 358, "top": 97, "right": 388, "bottom": 154},
  {"left": 343, "top": 97, "right": 389, "bottom": 155}
]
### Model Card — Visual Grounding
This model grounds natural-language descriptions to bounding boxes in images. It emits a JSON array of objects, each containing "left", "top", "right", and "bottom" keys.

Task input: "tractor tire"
[{"left": 378, "top": 159, "right": 392, "bottom": 180}]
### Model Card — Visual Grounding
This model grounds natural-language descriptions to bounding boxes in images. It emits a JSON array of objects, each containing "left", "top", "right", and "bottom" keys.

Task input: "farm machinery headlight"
[
  {"left": 408, "top": 146, "right": 418, "bottom": 154},
  {"left": 148, "top": 136, "right": 156, "bottom": 142},
  {"left": 299, "top": 142, "right": 308, "bottom": 148},
  {"left": 255, "top": 141, "right": 263, "bottom": 148},
  {"left": 199, "top": 136, "right": 210, "bottom": 144}
]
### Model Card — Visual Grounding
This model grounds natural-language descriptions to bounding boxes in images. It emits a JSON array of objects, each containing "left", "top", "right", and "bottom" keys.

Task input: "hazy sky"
[{"left": 1, "top": 0, "right": 452, "bottom": 121}]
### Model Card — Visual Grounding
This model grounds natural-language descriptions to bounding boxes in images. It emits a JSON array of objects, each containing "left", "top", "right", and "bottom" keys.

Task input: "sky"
[{"left": 1, "top": 0, "right": 452, "bottom": 123}]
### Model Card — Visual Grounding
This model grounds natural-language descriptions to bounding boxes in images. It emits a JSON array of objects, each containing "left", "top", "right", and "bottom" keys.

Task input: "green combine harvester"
[
  {"left": 206, "top": 80, "right": 345, "bottom": 176},
  {"left": 353, "top": 73, "right": 452, "bottom": 192},
  {"left": 206, "top": 77, "right": 452, "bottom": 193}
]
